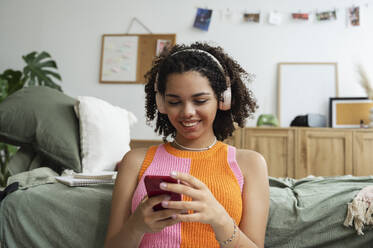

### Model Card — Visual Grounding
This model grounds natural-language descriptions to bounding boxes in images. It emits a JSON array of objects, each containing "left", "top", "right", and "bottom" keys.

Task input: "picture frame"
[
  {"left": 277, "top": 62, "right": 338, "bottom": 127},
  {"left": 329, "top": 97, "right": 373, "bottom": 128}
]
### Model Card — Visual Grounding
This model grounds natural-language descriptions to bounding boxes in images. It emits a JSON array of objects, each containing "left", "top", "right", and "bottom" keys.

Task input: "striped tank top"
[{"left": 131, "top": 141, "right": 244, "bottom": 248}]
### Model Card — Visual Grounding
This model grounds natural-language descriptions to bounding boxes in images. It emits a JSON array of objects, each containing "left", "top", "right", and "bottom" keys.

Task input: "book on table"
[{"left": 56, "top": 171, "right": 117, "bottom": 187}]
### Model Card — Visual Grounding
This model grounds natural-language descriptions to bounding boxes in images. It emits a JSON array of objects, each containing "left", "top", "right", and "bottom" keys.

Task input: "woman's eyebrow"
[
  {"left": 192, "top": 92, "right": 211, "bottom": 97},
  {"left": 165, "top": 94, "right": 180, "bottom": 98},
  {"left": 165, "top": 92, "right": 211, "bottom": 98}
]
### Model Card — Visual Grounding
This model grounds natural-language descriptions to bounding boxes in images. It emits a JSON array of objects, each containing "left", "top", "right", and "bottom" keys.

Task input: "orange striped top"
[{"left": 131, "top": 141, "right": 244, "bottom": 248}]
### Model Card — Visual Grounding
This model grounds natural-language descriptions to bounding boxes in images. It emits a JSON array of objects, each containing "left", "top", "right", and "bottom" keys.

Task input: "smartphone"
[{"left": 144, "top": 175, "right": 181, "bottom": 211}]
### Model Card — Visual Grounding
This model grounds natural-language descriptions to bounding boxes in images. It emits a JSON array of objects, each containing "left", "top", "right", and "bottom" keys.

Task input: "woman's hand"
[
  {"left": 159, "top": 171, "right": 230, "bottom": 229},
  {"left": 130, "top": 195, "right": 184, "bottom": 234}
]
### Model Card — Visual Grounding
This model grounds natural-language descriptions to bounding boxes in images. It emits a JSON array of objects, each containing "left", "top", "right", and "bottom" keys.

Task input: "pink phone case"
[{"left": 144, "top": 175, "right": 181, "bottom": 211}]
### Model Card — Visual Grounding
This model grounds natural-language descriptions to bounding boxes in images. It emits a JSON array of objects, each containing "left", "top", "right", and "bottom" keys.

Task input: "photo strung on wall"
[
  {"left": 193, "top": 8, "right": 213, "bottom": 31},
  {"left": 348, "top": 6, "right": 360, "bottom": 26},
  {"left": 292, "top": 13, "right": 309, "bottom": 21},
  {"left": 193, "top": 2, "right": 368, "bottom": 30},
  {"left": 243, "top": 13, "right": 261, "bottom": 23}
]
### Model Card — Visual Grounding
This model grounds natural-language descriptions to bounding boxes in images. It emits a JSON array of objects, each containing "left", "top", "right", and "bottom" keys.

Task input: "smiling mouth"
[{"left": 181, "top": 120, "right": 200, "bottom": 127}]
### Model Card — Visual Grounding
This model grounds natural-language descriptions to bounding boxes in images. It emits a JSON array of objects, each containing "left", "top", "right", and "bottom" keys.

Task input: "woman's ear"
[
  {"left": 155, "top": 92, "right": 167, "bottom": 114},
  {"left": 218, "top": 76, "right": 232, "bottom": 111}
]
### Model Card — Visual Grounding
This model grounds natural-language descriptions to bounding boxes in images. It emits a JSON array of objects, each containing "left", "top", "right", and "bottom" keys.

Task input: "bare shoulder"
[
  {"left": 235, "top": 149, "right": 268, "bottom": 178},
  {"left": 117, "top": 148, "right": 148, "bottom": 177},
  {"left": 114, "top": 147, "right": 149, "bottom": 200}
]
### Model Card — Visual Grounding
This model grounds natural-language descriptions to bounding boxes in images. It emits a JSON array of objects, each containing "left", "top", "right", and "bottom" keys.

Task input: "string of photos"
[{"left": 193, "top": 2, "right": 369, "bottom": 31}]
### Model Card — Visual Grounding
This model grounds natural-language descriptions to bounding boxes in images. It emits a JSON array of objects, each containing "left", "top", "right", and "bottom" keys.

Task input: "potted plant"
[{"left": 0, "top": 51, "right": 62, "bottom": 186}]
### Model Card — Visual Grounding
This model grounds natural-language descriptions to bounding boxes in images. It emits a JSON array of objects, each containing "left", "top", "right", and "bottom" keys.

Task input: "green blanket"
[
  {"left": 266, "top": 176, "right": 373, "bottom": 247},
  {"left": 0, "top": 168, "right": 113, "bottom": 248},
  {"left": 1, "top": 169, "right": 373, "bottom": 248}
]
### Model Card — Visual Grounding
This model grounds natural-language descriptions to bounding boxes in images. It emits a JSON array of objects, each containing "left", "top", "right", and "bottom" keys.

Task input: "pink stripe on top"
[
  {"left": 131, "top": 144, "right": 191, "bottom": 248},
  {"left": 227, "top": 145, "right": 244, "bottom": 193}
]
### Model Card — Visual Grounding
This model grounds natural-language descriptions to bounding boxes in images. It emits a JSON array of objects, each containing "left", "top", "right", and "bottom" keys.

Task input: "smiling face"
[{"left": 164, "top": 71, "right": 218, "bottom": 145}]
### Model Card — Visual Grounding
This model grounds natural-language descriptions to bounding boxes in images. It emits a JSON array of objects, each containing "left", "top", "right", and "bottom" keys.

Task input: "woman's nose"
[{"left": 181, "top": 102, "right": 195, "bottom": 117}]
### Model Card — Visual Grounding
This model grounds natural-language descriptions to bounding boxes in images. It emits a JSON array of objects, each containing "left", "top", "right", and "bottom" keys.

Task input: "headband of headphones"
[
  {"left": 170, "top": 49, "right": 226, "bottom": 77},
  {"left": 155, "top": 49, "right": 230, "bottom": 91},
  {"left": 154, "top": 48, "right": 232, "bottom": 113}
]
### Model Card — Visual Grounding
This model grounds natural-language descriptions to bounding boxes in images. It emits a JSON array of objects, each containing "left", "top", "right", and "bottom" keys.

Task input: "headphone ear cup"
[
  {"left": 156, "top": 92, "right": 167, "bottom": 114},
  {"left": 219, "top": 87, "right": 231, "bottom": 111}
]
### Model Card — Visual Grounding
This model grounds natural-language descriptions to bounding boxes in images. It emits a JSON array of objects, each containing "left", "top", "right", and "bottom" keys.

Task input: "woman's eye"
[
  {"left": 168, "top": 101, "right": 180, "bottom": 105},
  {"left": 195, "top": 99, "right": 208, "bottom": 104}
]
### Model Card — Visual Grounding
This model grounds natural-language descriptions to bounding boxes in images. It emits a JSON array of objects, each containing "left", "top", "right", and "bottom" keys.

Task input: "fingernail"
[
  {"left": 164, "top": 195, "right": 171, "bottom": 201},
  {"left": 160, "top": 182, "right": 167, "bottom": 189},
  {"left": 170, "top": 171, "right": 177, "bottom": 178},
  {"left": 161, "top": 201, "right": 168, "bottom": 207}
]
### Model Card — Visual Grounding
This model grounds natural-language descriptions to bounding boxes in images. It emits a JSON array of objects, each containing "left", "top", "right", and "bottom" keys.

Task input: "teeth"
[{"left": 182, "top": 121, "right": 198, "bottom": 127}]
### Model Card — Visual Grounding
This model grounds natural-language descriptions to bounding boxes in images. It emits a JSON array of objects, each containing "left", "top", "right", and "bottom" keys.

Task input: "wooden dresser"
[{"left": 235, "top": 127, "right": 373, "bottom": 178}]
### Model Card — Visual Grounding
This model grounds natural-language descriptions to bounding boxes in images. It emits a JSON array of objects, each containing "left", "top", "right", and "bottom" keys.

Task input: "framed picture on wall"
[
  {"left": 99, "top": 34, "right": 176, "bottom": 84},
  {"left": 277, "top": 62, "right": 339, "bottom": 127},
  {"left": 329, "top": 97, "right": 373, "bottom": 128}
]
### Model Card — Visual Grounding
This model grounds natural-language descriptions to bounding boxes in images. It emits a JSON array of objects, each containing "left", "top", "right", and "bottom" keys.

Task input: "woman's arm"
[
  {"left": 104, "top": 148, "right": 147, "bottom": 248},
  {"left": 216, "top": 149, "right": 269, "bottom": 248},
  {"left": 105, "top": 148, "right": 184, "bottom": 248}
]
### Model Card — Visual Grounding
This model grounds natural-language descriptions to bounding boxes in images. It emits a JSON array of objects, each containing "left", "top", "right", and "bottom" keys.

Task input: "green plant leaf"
[
  {"left": 6, "top": 144, "right": 18, "bottom": 155},
  {"left": 0, "top": 78, "right": 8, "bottom": 102},
  {"left": 0, "top": 69, "right": 24, "bottom": 99},
  {"left": 22, "top": 51, "right": 63, "bottom": 92},
  {"left": 0, "top": 143, "right": 17, "bottom": 187}
]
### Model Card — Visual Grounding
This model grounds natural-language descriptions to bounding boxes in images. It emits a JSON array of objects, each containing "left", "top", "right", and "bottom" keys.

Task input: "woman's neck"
[{"left": 173, "top": 135, "right": 217, "bottom": 151}]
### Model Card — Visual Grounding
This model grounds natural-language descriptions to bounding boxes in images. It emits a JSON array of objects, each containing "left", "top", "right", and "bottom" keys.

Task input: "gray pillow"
[{"left": 0, "top": 86, "right": 81, "bottom": 172}]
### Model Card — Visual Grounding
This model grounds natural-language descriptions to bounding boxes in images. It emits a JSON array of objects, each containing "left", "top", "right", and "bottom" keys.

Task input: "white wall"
[{"left": 1, "top": 0, "right": 372, "bottom": 140}]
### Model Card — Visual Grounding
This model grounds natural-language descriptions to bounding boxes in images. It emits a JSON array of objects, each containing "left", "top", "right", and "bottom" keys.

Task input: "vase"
[{"left": 369, "top": 108, "right": 373, "bottom": 128}]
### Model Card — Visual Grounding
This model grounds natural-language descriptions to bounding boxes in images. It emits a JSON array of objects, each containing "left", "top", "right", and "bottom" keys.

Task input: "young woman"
[{"left": 105, "top": 42, "right": 269, "bottom": 248}]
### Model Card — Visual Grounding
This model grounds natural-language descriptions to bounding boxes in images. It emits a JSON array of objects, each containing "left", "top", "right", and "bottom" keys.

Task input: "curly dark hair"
[{"left": 144, "top": 42, "right": 257, "bottom": 141}]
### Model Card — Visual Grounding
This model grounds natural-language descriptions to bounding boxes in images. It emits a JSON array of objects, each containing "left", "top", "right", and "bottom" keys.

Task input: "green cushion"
[
  {"left": 7, "top": 147, "right": 35, "bottom": 175},
  {"left": 0, "top": 86, "right": 81, "bottom": 172},
  {"left": 7, "top": 147, "right": 63, "bottom": 176}
]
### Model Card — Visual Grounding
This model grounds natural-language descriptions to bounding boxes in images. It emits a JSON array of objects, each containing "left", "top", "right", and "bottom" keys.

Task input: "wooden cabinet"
[
  {"left": 239, "top": 127, "right": 373, "bottom": 178},
  {"left": 243, "top": 128, "right": 295, "bottom": 178},
  {"left": 353, "top": 131, "right": 373, "bottom": 176},
  {"left": 296, "top": 129, "right": 352, "bottom": 178}
]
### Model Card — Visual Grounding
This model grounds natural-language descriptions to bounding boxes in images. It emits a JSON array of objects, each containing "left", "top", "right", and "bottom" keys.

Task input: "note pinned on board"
[{"left": 100, "top": 36, "right": 138, "bottom": 82}]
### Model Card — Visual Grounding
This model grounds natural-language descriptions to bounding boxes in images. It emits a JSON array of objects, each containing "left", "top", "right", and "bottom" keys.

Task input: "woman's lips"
[
  {"left": 181, "top": 120, "right": 200, "bottom": 127},
  {"left": 180, "top": 120, "right": 201, "bottom": 131}
]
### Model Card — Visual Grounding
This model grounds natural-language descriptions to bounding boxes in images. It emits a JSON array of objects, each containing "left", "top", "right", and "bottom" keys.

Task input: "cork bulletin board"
[{"left": 99, "top": 33, "right": 176, "bottom": 84}]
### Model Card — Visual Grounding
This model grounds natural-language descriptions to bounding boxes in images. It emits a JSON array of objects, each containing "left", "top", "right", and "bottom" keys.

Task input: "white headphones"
[{"left": 155, "top": 49, "right": 231, "bottom": 114}]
